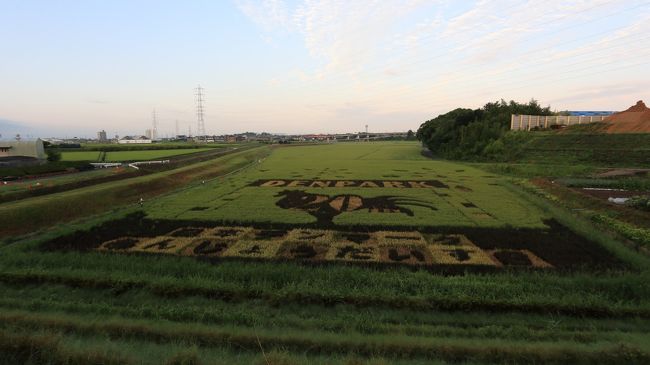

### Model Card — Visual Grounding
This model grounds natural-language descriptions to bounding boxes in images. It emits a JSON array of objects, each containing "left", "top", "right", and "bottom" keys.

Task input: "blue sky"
[{"left": 1, "top": 0, "right": 648, "bottom": 138}]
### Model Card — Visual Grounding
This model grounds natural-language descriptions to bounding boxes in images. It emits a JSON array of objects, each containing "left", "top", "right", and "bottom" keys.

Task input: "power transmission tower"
[
  {"left": 195, "top": 85, "right": 206, "bottom": 141},
  {"left": 365, "top": 124, "right": 369, "bottom": 142},
  {"left": 175, "top": 120, "right": 179, "bottom": 137},
  {"left": 152, "top": 109, "right": 158, "bottom": 140}
]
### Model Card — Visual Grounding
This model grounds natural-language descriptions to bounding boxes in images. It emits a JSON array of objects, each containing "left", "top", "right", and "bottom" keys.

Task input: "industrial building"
[
  {"left": 0, "top": 139, "right": 45, "bottom": 159},
  {"left": 0, "top": 139, "right": 46, "bottom": 166}
]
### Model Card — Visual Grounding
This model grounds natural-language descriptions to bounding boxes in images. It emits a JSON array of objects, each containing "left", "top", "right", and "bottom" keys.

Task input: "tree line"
[{"left": 416, "top": 99, "right": 552, "bottom": 161}]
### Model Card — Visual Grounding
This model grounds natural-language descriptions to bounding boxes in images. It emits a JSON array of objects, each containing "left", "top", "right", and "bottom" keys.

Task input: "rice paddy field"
[
  {"left": 0, "top": 168, "right": 123, "bottom": 198},
  {"left": 1, "top": 142, "right": 649, "bottom": 364},
  {"left": 61, "top": 148, "right": 213, "bottom": 162}
]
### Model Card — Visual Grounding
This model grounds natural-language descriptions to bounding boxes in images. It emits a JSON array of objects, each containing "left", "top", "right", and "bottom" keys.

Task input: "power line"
[
  {"left": 196, "top": 85, "right": 206, "bottom": 140},
  {"left": 152, "top": 109, "right": 158, "bottom": 140}
]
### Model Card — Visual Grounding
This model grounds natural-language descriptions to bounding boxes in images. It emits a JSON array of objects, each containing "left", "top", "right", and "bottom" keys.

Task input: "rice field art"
[
  {"left": 4, "top": 142, "right": 650, "bottom": 364},
  {"left": 42, "top": 143, "right": 625, "bottom": 272}
]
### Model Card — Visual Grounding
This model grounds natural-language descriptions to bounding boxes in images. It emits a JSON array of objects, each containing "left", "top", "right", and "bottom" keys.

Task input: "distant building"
[
  {"left": 0, "top": 139, "right": 46, "bottom": 166},
  {"left": 568, "top": 111, "right": 616, "bottom": 116},
  {"left": 97, "top": 130, "right": 108, "bottom": 142},
  {"left": 118, "top": 136, "right": 152, "bottom": 144}
]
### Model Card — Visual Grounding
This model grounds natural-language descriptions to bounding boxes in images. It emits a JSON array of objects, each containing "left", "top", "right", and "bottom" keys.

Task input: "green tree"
[
  {"left": 46, "top": 149, "right": 61, "bottom": 162},
  {"left": 406, "top": 129, "right": 415, "bottom": 140},
  {"left": 417, "top": 99, "right": 552, "bottom": 160}
]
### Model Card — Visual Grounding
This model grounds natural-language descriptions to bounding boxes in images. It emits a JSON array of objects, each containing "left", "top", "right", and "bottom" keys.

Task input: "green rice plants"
[{"left": 2, "top": 142, "right": 650, "bottom": 364}]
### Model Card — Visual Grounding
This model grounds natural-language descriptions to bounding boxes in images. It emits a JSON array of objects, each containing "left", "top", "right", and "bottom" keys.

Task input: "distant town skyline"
[{"left": 1, "top": 0, "right": 649, "bottom": 138}]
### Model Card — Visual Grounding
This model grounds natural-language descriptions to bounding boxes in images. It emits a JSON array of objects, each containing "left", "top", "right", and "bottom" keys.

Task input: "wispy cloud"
[
  {"left": 231, "top": 0, "right": 648, "bottom": 128},
  {"left": 235, "top": 0, "right": 290, "bottom": 32}
]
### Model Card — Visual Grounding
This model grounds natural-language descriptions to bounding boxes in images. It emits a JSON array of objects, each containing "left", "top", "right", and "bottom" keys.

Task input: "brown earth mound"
[{"left": 603, "top": 100, "right": 650, "bottom": 133}]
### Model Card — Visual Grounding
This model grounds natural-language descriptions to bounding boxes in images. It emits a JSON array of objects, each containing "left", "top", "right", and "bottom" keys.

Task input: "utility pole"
[
  {"left": 195, "top": 85, "right": 206, "bottom": 141},
  {"left": 152, "top": 109, "right": 158, "bottom": 140}
]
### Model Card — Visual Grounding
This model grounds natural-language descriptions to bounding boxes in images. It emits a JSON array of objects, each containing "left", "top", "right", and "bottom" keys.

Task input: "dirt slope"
[{"left": 603, "top": 100, "right": 650, "bottom": 133}]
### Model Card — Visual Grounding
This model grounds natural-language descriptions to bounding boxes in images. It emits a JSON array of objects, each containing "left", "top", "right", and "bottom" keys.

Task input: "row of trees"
[{"left": 416, "top": 99, "right": 552, "bottom": 161}]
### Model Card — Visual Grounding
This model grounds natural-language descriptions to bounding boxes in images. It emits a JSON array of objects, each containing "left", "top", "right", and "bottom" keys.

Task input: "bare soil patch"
[{"left": 602, "top": 100, "right": 650, "bottom": 133}]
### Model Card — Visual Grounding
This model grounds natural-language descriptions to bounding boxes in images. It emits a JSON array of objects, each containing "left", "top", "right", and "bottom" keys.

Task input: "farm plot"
[
  {"left": 104, "top": 148, "right": 212, "bottom": 161},
  {"left": 60, "top": 148, "right": 214, "bottom": 162},
  {"left": 145, "top": 143, "right": 548, "bottom": 228},
  {"left": 44, "top": 142, "right": 623, "bottom": 271},
  {"left": 60, "top": 151, "right": 101, "bottom": 161},
  {"left": 4, "top": 142, "right": 650, "bottom": 363}
]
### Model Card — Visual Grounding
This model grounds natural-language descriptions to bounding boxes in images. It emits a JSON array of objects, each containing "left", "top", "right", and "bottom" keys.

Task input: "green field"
[
  {"left": 144, "top": 143, "right": 546, "bottom": 229},
  {"left": 1, "top": 142, "right": 649, "bottom": 364},
  {"left": 59, "top": 151, "right": 101, "bottom": 161},
  {"left": 61, "top": 148, "right": 212, "bottom": 162},
  {"left": 0, "top": 168, "right": 121, "bottom": 198},
  {"left": 104, "top": 148, "right": 212, "bottom": 161}
]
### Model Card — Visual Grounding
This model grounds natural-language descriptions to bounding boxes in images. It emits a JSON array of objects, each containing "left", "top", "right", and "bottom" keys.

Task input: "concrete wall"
[{"left": 510, "top": 115, "right": 608, "bottom": 131}]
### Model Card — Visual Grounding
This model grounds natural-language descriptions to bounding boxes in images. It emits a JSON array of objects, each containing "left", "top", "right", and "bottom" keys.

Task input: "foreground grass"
[{"left": 1, "top": 309, "right": 647, "bottom": 364}]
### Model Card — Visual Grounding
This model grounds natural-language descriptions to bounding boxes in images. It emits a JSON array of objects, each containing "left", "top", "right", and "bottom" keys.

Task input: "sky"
[{"left": 1, "top": 0, "right": 649, "bottom": 138}]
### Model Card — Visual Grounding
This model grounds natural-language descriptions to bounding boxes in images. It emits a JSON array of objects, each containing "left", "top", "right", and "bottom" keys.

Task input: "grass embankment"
[
  {"left": 476, "top": 132, "right": 650, "bottom": 178},
  {"left": 0, "top": 146, "right": 270, "bottom": 238},
  {"left": 104, "top": 148, "right": 212, "bottom": 161},
  {"left": 0, "top": 169, "right": 120, "bottom": 196},
  {"left": 73, "top": 142, "right": 233, "bottom": 151},
  {"left": 1, "top": 146, "right": 253, "bottom": 204},
  {"left": 0, "top": 161, "right": 92, "bottom": 178},
  {"left": 514, "top": 132, "right": 650, "bottom": 168},
  {"left": 61, "top": 148, "right": 215, "bottom": 162},
  {"left": 0, "top": 168, "right": 140, "bottom": 204}
]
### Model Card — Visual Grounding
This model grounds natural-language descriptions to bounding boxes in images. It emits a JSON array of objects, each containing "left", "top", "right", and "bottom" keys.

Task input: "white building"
[{"left": 118, "top": 136, "right": 152, "bottom": 144}]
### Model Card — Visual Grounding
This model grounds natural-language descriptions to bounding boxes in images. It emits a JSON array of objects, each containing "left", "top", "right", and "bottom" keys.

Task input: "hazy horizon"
[{"left": 1, "top": 0, "right": 648, "bottom": 139}]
